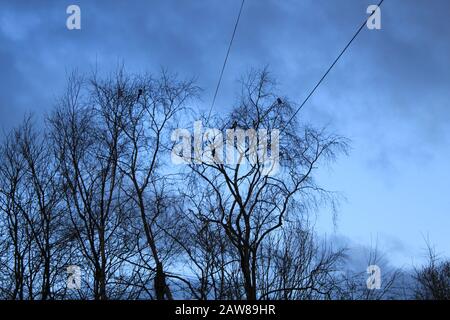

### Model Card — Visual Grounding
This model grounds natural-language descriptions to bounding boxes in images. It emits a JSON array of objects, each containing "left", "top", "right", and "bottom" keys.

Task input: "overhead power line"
[
  {"left": 281, "top": 0, "right": 385, "bottom": 132},
  {"left": 207, "top": 0, "right": 245, "bottom": 122}
]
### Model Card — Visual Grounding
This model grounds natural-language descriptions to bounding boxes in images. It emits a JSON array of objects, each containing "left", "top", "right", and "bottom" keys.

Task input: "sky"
[{"left": 0, "top": 0, "right": 449, "bottom": 268}]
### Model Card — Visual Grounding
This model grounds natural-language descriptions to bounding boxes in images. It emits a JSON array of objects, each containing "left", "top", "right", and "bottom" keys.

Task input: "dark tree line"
[
  {"left": 0, "top": 68, "right": 445, "bottom": 300},
  {"left": 414, "top": 243, "right": 450, "bottom": 300}
]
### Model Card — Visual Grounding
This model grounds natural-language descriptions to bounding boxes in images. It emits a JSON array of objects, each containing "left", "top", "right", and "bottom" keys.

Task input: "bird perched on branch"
[
  {"left": 231, "top": 120, "right": 238, "bottom": 129},
  {"left": 277, "top": 98, "right": 283, "bottom": 105},
  {"left": 137, "top": 88, "right": 143, "bottom": 101}
]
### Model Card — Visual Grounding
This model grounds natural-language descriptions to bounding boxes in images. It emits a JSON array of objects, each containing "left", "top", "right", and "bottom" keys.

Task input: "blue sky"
[{"left": 1, "top": 0, "right": 449, "bottom": 267}]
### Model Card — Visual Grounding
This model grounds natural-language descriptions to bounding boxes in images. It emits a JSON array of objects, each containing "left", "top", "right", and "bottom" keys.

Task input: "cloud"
[{"left": 1, "top": 0, "right": 449, "bottom": 261}]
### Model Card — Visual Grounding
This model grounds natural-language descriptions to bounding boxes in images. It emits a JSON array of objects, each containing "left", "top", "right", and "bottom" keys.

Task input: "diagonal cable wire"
[
  {"left": 281, "top": 0, "right": 385, "bottom": 132},
  {"left": 207, "top": 0, "right": 246, "bottom": 122}
]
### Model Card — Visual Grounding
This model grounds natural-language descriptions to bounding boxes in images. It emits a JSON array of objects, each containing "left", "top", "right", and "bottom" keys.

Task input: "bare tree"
[
  {"left": 108, "top": 70, "right": 198, "bottom": 300},
  {"left": 47, "top": 69, "right": 198, "bottom": 300},
  {"left": 334, "top": 244, "right": 404, "bottom": 300},
  {"left": 49, "top": 73, "right": 131, "bottom": 299},
  {"left": 168, "top": 192, "right": 241, "bottom": 299},
  {"left": 258, "top": 220, "right": 345, "bottom": 300},
  {"left": 183, "top": 69, "right": 348, "bottom": 300},
  {"left": 0, "top": 130, "right": 28, "bottom": 299},
  {"left": 15, "top": 117, "right": 65, "bottom": 300},
  {"left": 0, "top": 116, "right": 69, "bottom": 300},
  {"left": 414, "top": 243, "right": 450, "bottom": 300}
]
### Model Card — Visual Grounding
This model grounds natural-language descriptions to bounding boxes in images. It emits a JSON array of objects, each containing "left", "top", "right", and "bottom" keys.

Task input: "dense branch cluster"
[{"left": 0, "top": 68, "right": 438, "bottom": 300}]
